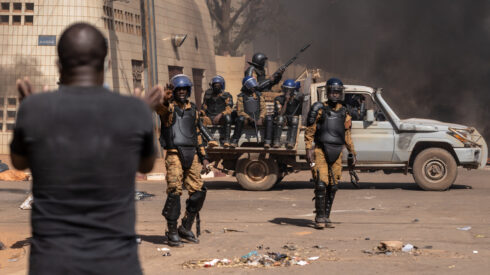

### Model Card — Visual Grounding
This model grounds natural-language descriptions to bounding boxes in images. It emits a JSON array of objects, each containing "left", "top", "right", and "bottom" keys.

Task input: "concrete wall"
[
  {"left": 215, "top": 55, "right": 245, "bottom": 99},
  {"left": 0, "top": 0, "right": 217, "bottom": 153}
]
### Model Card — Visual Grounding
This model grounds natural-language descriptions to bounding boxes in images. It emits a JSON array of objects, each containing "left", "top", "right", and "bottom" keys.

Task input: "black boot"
[
  {"left": 178, "top": 188, "right": 207, "bottom": 243},
  {"left": 162, "top": 193, "right": 183, "bottom": 247},
  {"left": 286, "top": 116, "right": 299, "bottom": 149},
  {"left": 273, "top": 116, "right": 284, "bottom": 148},
  {"left": 325, "top": 184, "right": 338, "bottom": 228},
  {"left": 223, "top": 114, "right": 232, "bottom": 147},
  {"left": 314, "top": 181, "right": 327, "bottom": 228},
  {"left": 264, "top": 115, "right": 273, "bottom": 148},
  {"left": 230, "top": 116, "right": 245, "bottom": 147}
]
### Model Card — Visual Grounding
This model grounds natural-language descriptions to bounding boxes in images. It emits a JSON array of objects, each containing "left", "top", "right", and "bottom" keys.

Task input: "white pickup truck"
[{"left": 206, "top": 82, "right": 487, "bottom": 191}]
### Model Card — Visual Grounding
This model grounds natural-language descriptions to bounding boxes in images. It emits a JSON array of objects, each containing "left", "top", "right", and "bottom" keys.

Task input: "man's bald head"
[{"left": 58, "top": 23, "right": 108, "bottom": 73}]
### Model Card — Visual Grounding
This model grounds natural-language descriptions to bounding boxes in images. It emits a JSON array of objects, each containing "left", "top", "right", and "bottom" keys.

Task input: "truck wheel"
[
  {"left": 412, "top": 148, "right": 457, "bottom": 191},
  {"left": 236, "top": 158, "right": 278, "bottom": 191}
]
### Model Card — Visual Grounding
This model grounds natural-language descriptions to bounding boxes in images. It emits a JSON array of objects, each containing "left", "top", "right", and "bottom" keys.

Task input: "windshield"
[{"left": 376, "top": 93, "right": 400, "bottom": 123}]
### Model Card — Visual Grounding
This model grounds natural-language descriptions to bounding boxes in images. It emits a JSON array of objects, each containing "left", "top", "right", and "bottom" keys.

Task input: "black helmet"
[
  {"left": 326, "top": 77, "right": 345, "bottom": 103},
  {"left": 251, "top": 53, "right": 268, "bottom": 68}
]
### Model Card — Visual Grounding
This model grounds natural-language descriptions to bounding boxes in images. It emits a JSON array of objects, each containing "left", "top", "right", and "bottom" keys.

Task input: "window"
[
  {"left": 6, "top": 123, "right": 15, "bottom": 131},
  {"left": 168, "top": 66, "right": 183, "bottom": 80},
  {"left": 7, "top": 111, "right": 16, "bottom": 119},
  {"left": 12, "top": 15, "right": 20, "bottom": 25},
  {"left": 7, "top": 98, "right": 17, "bottom": 106},
  {"left": 25, "top": 3, "right": 34, "bottom": 12},
  {"left": 0, "top": 15, "right": 8, "bottom": 25},
  {"left": 24, "top": 15, "right": 33, "bottom": 25},
  {"left": 1, "top": 2, "right": 9, "bottom": 11},
  {"left": 12, "top": 2, "right": 21, "bottom": 12}
]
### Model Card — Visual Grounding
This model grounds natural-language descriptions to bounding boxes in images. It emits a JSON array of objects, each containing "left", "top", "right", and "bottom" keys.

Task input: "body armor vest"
[
  {"left": 315, "top": 105, "right": 347, "bottom": 164},
  {"left": 204, "top": 91, "right": 227, "bottom": 117},
  {"left": 161, "top": 104, "right": 197, "bottom": 149},
  {"left": 285, "top": 98, "right": 302, "bottom": 116},
  {"left": 315, "top": 106, "right": 346, "bottom": 145},
  {"left": 243, "top": 93, "right": 260, "bottom": 118},
  {"left": 245, "top": 66, "right": 266, "bottom": 82}
]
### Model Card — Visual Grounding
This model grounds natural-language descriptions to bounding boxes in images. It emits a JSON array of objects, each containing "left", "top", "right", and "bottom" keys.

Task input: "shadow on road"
[
  {"left": 205, "top": 180, "right": 471, "bottom": 191},
  {"left": 268, "top": 217, "right": 316, "bottom": 228},
  {"left": 11, "top": 237, "right": 32, "bottom": 249},
  {"left": 0, "top": 188, "right": 30, "bottom": 194},
  {"left": 139, "top": 235, "right": 166, "bottom": 245}
]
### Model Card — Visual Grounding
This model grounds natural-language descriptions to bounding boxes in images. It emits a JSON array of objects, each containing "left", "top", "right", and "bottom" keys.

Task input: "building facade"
[{"left": 0, "top": 0, "right": 217, "bottom": 154}]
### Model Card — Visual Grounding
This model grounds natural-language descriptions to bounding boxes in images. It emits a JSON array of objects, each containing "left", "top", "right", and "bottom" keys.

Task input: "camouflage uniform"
[
  {"left": 305, "top": 102, "right": 356, "bottom": 184},
  {"left": 155, "top": 101, "right": 206, "bottom": 195},
  {"left": 200, "top": 88, "right": 233, "bottom": 126}
]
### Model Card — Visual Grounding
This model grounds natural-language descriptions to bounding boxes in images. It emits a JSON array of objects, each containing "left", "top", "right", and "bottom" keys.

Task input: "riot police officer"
[
  {"left": 304, "top": 78, "right": 357, "bottom": 228},
  {"left": 272, "top": 79, "right": 304, "bottom": 148},
  {"left": 155, "top": 74, "right": 210, "bottom": 247},
  {"left": 201, "top": 75, "right": 234, "bottom": 147},
  {"left": 230, "top": 76, "right": 272, "bottom": 147},
  {"left": 245, "top": 52, "right": 283, "bottom": 92}
]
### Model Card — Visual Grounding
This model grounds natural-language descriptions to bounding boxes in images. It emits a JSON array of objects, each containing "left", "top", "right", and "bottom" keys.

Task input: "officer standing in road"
[
  {"left": 230, "top": 76, "right": 273, "bottom": 147},
  {"left": 155, "top": 74, "right": 211, "bottom": 247},
  {"left": 272, "top": 79, "right": 304, "bottom": 148},
  {"left": 201, "top": 75, "right": 234, "bottom": 147},
  {"left": 305, "top": 78, "right": 357, "bottom": 228},
  {"left": 245, "top": 52, "right": 283, "bottom": 92}
]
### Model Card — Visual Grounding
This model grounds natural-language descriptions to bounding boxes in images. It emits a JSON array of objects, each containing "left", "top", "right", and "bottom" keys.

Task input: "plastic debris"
[
  {"left": 423, "top": 245, "right": 433, "bottom": 249},
  {"left": 475, "top": 234, "right": 485, "bottom": 238},
  {"left": 19, "top": 194, "right": 33, "bottom": 210},
  {"left": 223, "top": 228, "right": 244, "bottom": 233},
  {"left": 378, "top": 241, "right": 403, "bottom": 252},
  {"left": 365, "top": 237, "right": 370, "bottom": 240},
  {"left": 402, "top": 244, "right": 414, "bottom": 252},
  {"left": 136, "top": 237, "right": 142, "bottom": 244},
  {"left": 8, "top": 258, "right": 18, "bottom": 262},
  {"left": 157, "top": 247, "right": 170, "bottom": 252},
  {"left": 0, "top": 241, "right": 6, "bottom": 250},
  {"left": 456, "top": 226, "right": 472, "bottom": 231},
  {"left": 473, "top": 250, "right": 478, "bottom": 254},
  {"left": 283, "top": 244, "right": 297, "bottom": 251},
  {"left": 412, "top": 218, "right": 419, "bottom": 223},
  {"left": 183, "top": 249, "right": 318, "bottom": 269},
  {"left": 135, "top": 191, "right": 155, "bottom": 201},
  {"left": 162, "top": 252, "right": 171, "bottom": 256}
]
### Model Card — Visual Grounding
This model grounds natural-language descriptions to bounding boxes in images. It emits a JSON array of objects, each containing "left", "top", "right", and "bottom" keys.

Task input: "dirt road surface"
[{"left": 1, "top": 168, "right": 489, "bottom": 274}]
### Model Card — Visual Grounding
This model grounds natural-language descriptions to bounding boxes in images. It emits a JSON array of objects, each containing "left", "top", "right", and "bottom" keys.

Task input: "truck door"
[{"left": 344, "top": 93, "right": 395, "bottom": 163}]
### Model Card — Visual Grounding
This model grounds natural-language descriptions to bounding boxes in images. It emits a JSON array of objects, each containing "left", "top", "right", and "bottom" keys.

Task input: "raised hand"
[
  {"left": 134, "top": 85, "right": 163, "bottom": 110},
  {"left": 16, "top": 77, "right": 35, "bottom": 102}
]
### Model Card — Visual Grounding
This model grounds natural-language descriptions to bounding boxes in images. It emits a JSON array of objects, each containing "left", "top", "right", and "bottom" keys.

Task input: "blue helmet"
[
  {"left": 211, "top": 75, "right": 225, "bottom": 90},
  {"left": 282, "top": 79, "right": 296, "bottom": 89},
  {"left": 326, "top": 77, "right": 344, "bottom": 102},
  {"left": 242, "top": 76, "right": 258, "bottom": 90},
  {"left": 295, "top": 81, "right": 301, "bottom": 90},
  {"left": 171, "top": 74, "right": 192, "bottom": 96}
]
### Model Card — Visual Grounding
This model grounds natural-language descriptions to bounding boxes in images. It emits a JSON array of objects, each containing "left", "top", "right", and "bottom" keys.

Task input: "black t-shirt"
[{"left": 11, "top": 86, "right": 155, "bottom": 275}]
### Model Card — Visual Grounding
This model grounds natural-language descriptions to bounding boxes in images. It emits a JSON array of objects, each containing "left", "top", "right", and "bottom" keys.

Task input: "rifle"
[
  {"left": 273, "top": 43, "right": 312, "bottom": 76},
  {"left": 348, "top": 153, "right": 360, "bottom": 188}
]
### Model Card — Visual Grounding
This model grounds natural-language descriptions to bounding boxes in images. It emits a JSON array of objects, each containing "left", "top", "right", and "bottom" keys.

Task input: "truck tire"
[
  {"left": 235, "top": 157, "right": 279, "bottom": 191},
  {"left": 412, "top": 148, "right": 457, "bottom": 191}
]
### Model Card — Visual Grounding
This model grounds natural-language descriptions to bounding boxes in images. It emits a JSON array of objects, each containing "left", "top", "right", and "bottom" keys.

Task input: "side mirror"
[{"left": 366, "top": 109, "right": 375, "bottom": 122}]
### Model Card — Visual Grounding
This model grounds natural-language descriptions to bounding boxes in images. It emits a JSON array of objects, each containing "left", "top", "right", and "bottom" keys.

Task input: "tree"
[{"left": 206, "top": 0, "right": 279, "bottom": 56}]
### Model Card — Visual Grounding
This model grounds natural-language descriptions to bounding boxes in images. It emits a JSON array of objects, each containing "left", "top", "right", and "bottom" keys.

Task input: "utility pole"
[
  {"left": 140, "top": 0, "right": 162, "bottom": 156},
  {"left": 140, "top": 0, "right": 158, "bottom": 88}
]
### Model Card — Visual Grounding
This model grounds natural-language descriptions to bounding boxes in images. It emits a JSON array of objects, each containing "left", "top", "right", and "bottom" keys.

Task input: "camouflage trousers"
[
  {"left": 165, "top": 151, "right": 203, "bottom": 195},
  {"left": 311, "top": 147, "right": 343, "bottom": 185}
]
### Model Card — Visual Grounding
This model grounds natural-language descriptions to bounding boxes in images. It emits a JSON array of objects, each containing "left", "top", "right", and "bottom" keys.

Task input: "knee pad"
[
  {"left": 328, "top": 184, "right": 339, "bottom": 192},
  {"left": 187, "top": 187, "right": 207, "bottom": 213},
  {"left": 162, "top": 193, "right": 181, "bottom": 220},
  {"left": 315, "top": 180, "right": 327, "bottom": 193},
  {"left": 224, "top": 114, "right": 232, "bottom": 124}
]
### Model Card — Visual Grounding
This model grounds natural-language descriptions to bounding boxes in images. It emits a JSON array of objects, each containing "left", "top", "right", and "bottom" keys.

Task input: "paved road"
[{"left": 0, "top": 168, "right": 489, "bottom": 274}]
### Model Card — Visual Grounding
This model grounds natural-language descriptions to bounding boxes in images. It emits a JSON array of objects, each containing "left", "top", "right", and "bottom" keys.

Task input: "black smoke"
[{"left": 254, "top": 0, "right": 490, "bottom": 147}]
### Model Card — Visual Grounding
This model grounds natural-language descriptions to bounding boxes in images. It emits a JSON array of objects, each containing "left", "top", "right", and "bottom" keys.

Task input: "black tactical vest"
[
  {"left": 285, "top": 98, "right": 302, "bottom": 116},
  {"left": 160, "top": 103, "right": 197, "bottom": 149},
  {"left": 315, "top": 106, "right": 346, "bottom": 146},
  {"left": 243, "top": 93, "right": 260, "bottom": 118},
  {"left": 204, "top": 91, "right": 227, "bottom": 117}
]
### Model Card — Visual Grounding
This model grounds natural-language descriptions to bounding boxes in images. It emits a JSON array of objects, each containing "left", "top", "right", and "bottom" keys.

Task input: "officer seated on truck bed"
[{"left": 229, "top": 76, "right": 272, "bottom": 147}]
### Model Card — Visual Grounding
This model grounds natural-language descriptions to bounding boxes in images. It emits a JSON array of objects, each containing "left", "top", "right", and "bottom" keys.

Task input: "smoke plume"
[{"left": 254, "top": 0, "right": 490, "bottom": 146}]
